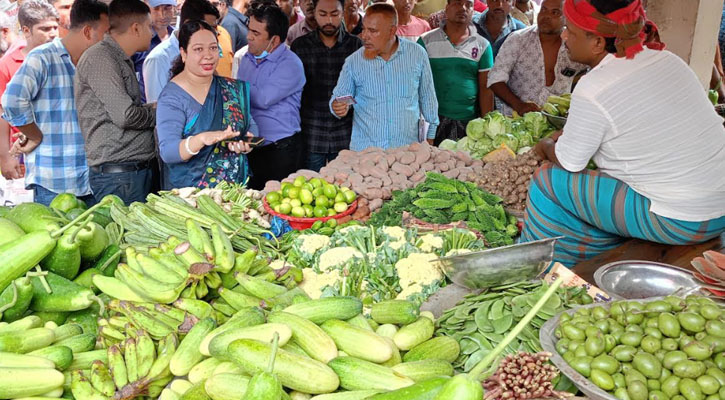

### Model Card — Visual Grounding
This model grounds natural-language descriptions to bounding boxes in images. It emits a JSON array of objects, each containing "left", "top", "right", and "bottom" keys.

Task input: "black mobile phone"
[{"left": 242, "top": 136, "right": 265, "bottom": 147}]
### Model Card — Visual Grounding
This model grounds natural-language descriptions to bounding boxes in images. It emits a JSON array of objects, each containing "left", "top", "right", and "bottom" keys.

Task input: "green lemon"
[
  {"left": 334, "top": 202, "right": 348, "bottom": 213},
  {"left": 334, "top": 192, "right": 345, "bottom": 203},
  {"left": 293, "top": 176, "right": 307, "bottom": 187},
  {"left": 300, "top": 189, "right": 314, "bottom": 205},
  {"left": 343, "top": 190, "right": 356, "bottom": 204},
  {"left": 282, "top": 197, "right": 291, "bottom": 204},
  {"left": 273, "top": 204, "right": 282, "bottom": 213},
  {"left": 313, "top": 206, "right": 327, "bottom": 218},
  {"left": 279, "top": 203, "right": 292, "bottom": 215},
  {"left": 303, "top": 205, "right": 314, "bottom": 217},
  {"left": 291, "top": 206, "right": 305, "bottom": 218},
  {"left": 313, "top": 187, "right": 324, "bottom": 197},
  {"left": 327, "top": 208, "right": 336, "bottom": 216},
  {"left": 323, "top": 184, "right": 337, "bottom": 199},
  {"left": 302, "top": 183, "right": 314, "bottom": 192},
  {"left": 315, "top": 196, "right": 329, "bottom": 208},
  {"left": 290, "top": 199, "right": 302, "bottom": 208},
  {"left": 310, "top": 178, "right": 322, "bottom": 188},
  {"left": 282, "top": 183, "right": 292, "bottom": 197},
  {"left": 266, "top": 191, "right": 281, "bottom": 204},
  {"left": 288, "top": 186, "right": 300, "bottom": 199}
]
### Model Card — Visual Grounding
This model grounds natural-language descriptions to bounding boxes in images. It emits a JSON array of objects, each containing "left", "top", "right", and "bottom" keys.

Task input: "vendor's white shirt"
[{"left": 556, "top": 49, "right": 725, "bottom": 222}]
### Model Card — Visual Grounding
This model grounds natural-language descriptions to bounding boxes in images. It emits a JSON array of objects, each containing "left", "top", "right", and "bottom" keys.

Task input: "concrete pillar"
[{"left": 646, "top": 0, "right": 724, "bottom": 88}]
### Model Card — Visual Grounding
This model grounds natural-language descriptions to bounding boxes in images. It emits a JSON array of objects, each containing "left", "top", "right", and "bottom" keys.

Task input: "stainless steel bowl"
[
  {"left": 542, "top": 112, "right": 567, "bottom": 130},
  {"left": 437, "top": 237, "right": 560, "bottom": 289},
  {"left": 593, "top": 260, "right": 702, "bottom": 300}
]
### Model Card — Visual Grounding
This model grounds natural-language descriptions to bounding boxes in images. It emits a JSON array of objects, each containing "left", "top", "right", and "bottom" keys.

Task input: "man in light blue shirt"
[
  {"left": 330, "top": 3, "right": 438, "bottom": 151},
  {"left": 142, "top": 0, "right": 220, "bottom": 102}
]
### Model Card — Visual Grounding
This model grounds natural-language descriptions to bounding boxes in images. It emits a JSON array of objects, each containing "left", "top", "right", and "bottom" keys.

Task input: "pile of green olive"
[{"left": 554, "top": 295, "right": 725, "bottom": 400}]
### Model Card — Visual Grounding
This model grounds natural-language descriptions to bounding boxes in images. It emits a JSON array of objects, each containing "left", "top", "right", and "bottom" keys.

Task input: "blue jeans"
[
  {"left": 89, "top": 168, "right": 153, "bottom": 205},
  {"left": 306, "top": 152, "right": 339, "bottom": 172},
  {"left": 33, "top": 185, "right": 94, "bottom": 207}
]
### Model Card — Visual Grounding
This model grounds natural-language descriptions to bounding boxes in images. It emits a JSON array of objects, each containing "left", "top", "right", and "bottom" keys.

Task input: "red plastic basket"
[{"left": 262, "top": 198, "right": 358, "bottom": 230}]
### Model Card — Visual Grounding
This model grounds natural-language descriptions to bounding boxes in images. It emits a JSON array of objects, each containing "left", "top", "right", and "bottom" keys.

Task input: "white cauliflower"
[
  {"left": 318, "top": 246, "right": 363, "bottom": 270},
  {"left": 338, "top": 225, "right": 366, "bottom": 235},
  {"left": 298, "top": 234, "right": 331, "bottom": 256},
  {"left": 298, "top": 268, "right": 341, "bottom": 299},
  {"left": 382, "top": 226, "right": 407, "bottom": 242},
  {"left": 394, "top": 253, "right": 444, "bottom": 299},
  {"left": 388, "top": 240, "right": 407, "bottom": 251},
  {"left": 418, "top": 234, "right": 444, "bottom": 253}
]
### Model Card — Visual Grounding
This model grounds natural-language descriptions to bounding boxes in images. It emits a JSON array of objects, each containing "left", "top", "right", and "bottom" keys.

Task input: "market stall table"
[{"left": 572, "top": 233, "right": 725, "bottom": 284}]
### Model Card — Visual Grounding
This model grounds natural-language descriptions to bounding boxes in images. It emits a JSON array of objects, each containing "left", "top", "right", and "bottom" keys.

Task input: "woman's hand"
[
  {"left": 228, "top": 133, "right": 255, "bottom": 154},
  {"left": 200, "top": 126, "right": 238, "bottom": 146}
]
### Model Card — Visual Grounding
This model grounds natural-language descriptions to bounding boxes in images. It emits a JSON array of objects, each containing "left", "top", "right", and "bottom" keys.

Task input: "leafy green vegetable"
[
  {"left": 439, "top": 139, "right": 458, "bottom": 151},
  {"left": 482, "top": 111, "right": 509, "bottom": 139}
]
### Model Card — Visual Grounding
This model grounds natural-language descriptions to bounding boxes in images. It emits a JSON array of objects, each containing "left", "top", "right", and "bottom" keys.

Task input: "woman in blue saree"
[{"left": 157, "top": 20, "right": 258, "bottom": 190}]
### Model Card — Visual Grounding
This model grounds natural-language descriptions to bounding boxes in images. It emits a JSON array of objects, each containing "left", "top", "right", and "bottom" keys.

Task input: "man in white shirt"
[
  {"left": 522, "top": 0, "right": 725, "bottom": 268},
  {"left": 488, "top": 0, "right": 585, "bottom": 116}
]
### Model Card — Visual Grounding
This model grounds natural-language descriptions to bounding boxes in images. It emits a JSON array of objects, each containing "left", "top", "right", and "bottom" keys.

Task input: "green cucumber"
[
  {"left": 30, "top": 272, "right": 103, "bottom": 313},
  {"left": 41, "top": 230, "right": 82, "bottom": 280},
  {"left": 0, "top": 276, "right": 34, "bottom": 322},
  {"left": 54, "top": 333, "right": 96, "bottom": 353},
  {"left": 33, "top": 311, "right": 70, "bottom": 325},
  {"left": 73, "top": 268, "right": 102, "bottom": 293},
  {"left": 65, "top": 306, "right": 101, "bottom": 334},
  {"left": 365, "top": 377, "right": 449, "bottom": 400},
  {"left": 28, "top": 345, "right": 74, "bottom": 370},
  {"left": 0, "top": 217, "right": 25, "bottom": 246},
  {"left": 0, "top": 327, "right": 55, "bottom": 353},
  {"left": 91, "top": 244, "right": 121, "bottom": 277}
]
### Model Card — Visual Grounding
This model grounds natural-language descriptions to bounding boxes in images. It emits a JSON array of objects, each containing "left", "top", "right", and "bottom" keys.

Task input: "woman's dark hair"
[
  {"left": 246, "top": 2, "right": 289, "bottom": 43},
  {"left": 589, "top": 0, "right": 635, "bottom": 53},
  {"left": 170, "top": 20, "right": 217, "bottom": 77}
]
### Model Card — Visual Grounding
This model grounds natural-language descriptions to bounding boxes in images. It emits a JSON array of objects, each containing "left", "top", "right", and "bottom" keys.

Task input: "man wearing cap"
[
  {"left": 521, "top": 0, "right": 725, "bottom": 268},
  {"left": 131, "top": 0, "right": 175, "bottom": 102}
]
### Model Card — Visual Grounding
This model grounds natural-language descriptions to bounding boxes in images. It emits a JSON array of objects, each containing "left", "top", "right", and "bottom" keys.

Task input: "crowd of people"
[
  {"left": 0, "top": 0, "right": 724, "bottom": 267},
  {"left": 0, "top": 0, "right": 581, "bottom": 206}
]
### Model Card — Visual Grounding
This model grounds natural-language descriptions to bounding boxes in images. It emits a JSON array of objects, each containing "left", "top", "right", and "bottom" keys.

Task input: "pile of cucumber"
[{"left": 554, "top": 295, "right": 725, "bottom": 400}]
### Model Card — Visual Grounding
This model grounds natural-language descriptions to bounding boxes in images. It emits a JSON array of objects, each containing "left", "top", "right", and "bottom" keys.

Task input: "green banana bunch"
[
  {"left": 74, "top": 330, "right": 178, "bottom": 400},
  {"left": 101, "top": 300, "right": 195, "bottom": 342}
]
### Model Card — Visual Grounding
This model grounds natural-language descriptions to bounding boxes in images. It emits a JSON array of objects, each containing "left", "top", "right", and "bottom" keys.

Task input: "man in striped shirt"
[
  {"left": 330, "top": 3, "right": 438, "bottom": 151},
  {"left": 418, "top": 0, "right": 493, "bottom": 144}
]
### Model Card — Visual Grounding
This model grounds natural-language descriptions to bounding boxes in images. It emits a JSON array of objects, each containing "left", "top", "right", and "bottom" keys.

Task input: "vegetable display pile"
[
  {"left": 464, "top": 151, "right": 543, "bottom": 212},
  {"left": 110, "top": 190, "right": 277, "bottom": 256},
  {"left": 441, "top": 111, "right": 553, "bottom": 159},
  {"left": 263, "top": 142, "right": 486, "bottom": 219},
  {"left": 285, "top": 225, "right": 483, "bottom": 303},
  {"left": 554, "top": 295, "right": 725, "bottom": 400},
  {"left": 482, "top": 351, "right": 572, "bottom": 400},
  {"left": 368, "top": 172, "right": 518, "bottom": 247},
  {"left": 437, "top": 281, "right": 593, "bottom": 372}
]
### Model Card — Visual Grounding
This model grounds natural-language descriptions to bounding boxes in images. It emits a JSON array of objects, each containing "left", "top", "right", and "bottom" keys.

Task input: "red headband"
[{"left": 564, "top": 0, "right": 658, "bottom": 59}]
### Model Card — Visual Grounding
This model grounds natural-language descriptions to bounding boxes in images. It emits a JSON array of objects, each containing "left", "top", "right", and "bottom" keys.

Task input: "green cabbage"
[
  {"left": 482, "top": 111, "right": 509, "bottom": 139},
  {"left": 456, "top": 137, "right": 470, "bottom": 152},
  {"left": 439, "top": 139, "right": 458, "bottom": 151},
  {"left": 523, "top": 112, "right": 552, "bottom": 140},
  {"left": 465, "top": 118, "right": 486, "bottom": 140},
  {"left": 493, "top": 134, "right": 519, "bottom": 152}
]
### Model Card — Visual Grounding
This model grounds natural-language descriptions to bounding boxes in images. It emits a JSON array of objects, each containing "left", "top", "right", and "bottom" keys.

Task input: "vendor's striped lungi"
[{"left": 521, "top": 163, "right": 725, "bottom": 268}]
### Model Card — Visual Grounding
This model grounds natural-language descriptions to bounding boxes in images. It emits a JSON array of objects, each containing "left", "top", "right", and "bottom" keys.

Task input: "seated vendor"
[{"left": 522, "top": 0, "right": 725, "bottom": 268}]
